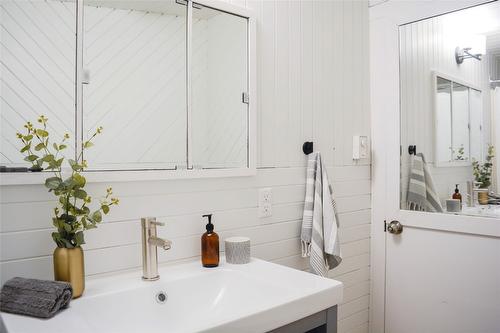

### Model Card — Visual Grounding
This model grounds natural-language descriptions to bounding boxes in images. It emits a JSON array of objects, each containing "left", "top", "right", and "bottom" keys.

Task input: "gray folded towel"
[{"left": 0, "top": 277, "right": 72, "bottom": 318}]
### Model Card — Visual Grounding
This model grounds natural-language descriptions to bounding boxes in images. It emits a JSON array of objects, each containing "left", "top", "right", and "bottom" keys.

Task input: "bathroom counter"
[
  {"left": 1, "top": 258, "right": 343, "bottom": 333},
  {"left": 447, "top": 205, "right": 500, "bottom": 218}
]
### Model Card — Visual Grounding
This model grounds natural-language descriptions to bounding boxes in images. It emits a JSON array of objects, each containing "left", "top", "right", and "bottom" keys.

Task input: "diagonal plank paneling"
[{"left": 0, "top": 0, "right": 76, "bottom": 166}]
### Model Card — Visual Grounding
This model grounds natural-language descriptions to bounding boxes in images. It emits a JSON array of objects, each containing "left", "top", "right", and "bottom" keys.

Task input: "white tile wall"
[{"left": 0, "top": 1, "right": 370, "bottom": 332}]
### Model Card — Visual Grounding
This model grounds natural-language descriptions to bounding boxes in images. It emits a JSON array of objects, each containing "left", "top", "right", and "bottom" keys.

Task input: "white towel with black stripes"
[{"left": 300, "top": 152, "right": 342, "bottom": 277}]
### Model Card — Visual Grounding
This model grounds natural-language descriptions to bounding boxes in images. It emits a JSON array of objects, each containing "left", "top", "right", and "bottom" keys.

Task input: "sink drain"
[{"left": 155, "top": 291, "right": 168, "bottom": 304}]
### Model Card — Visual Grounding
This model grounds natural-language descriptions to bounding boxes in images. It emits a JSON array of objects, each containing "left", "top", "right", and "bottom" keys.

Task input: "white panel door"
[
  {"left": 370, "top": 1, "right": 500, "bottom": 333},
  {"left": 385, "top": 219, "right": 500, "bottom": 333}
]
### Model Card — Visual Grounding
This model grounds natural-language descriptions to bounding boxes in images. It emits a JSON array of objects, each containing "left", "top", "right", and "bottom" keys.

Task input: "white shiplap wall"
[
  {"left": 399, "top": 14, "right": 492, "bottom": 206},
  {"left": 0, "top": 1, "right": 370, "bottom": 332}
]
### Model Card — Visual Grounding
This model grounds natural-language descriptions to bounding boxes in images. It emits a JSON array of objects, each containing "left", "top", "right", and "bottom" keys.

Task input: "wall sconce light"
[{"left": 455, "top": 46, "right": 482, "bottom": 64}]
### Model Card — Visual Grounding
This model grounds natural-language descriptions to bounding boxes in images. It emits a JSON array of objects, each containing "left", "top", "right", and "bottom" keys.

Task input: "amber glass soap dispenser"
[
  {"left": 453, "top": 184, "right": 462, "bottom": 203},
  {"left": 201, "top": 214, "right": 219, "bottom": 267}
]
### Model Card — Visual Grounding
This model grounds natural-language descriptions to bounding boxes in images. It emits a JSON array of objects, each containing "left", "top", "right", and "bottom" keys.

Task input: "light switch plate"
[
  {"left": 353, "top": 135, "right": 369, "bottom": 160},
  {"left": 359, "top": 136, "right": 368, "bottom": 158}
]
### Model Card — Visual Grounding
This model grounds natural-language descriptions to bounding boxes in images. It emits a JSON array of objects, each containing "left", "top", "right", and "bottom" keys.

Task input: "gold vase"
[
  {"left": 478, "top": 191, "right": 489, "bottom": 205},
  {"left": 53, "top": 247, "right": 85, "bottom": 299}
]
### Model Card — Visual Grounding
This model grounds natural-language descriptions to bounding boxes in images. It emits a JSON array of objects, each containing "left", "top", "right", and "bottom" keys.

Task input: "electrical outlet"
[
  {"left": 259, "top": 188, "right": 272, "bottom": 204},
  {"left": 259, "top": 188, "right": 273, "bottom": 218},
  {"left": 260, "top": 204, "right": 272, "bottom": 218}
]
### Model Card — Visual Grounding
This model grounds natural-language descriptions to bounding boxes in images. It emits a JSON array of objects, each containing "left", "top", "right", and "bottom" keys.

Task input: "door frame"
[{"left": 369, "top": 1, "right": 496, "bottom": 332}]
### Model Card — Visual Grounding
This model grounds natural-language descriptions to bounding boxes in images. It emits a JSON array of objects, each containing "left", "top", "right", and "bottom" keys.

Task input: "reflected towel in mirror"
[{"left": 407, "top": 153, "right": 443, "bottom": 212}]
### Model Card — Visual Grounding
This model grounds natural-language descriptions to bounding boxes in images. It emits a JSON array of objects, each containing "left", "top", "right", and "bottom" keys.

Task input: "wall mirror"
[
  {"left": 433, "top": 72, "right": 483, "bottom": 167},
  {"left": 191, "top": 3, "right": 248, "bottom": 169},
  {"left": 0, "top": 0, "right": 77, "bottom": 168},
  {"left": 0, "top": 0, "right": 255, "bottom": 180},
  {"left": 400, "top": 1, "right": 500, "bottom": 218}
]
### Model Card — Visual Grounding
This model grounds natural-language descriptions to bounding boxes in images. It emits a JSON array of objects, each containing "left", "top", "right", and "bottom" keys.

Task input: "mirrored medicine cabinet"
[
  {"left": 433, "top": 72, "right": 483, "bottom": 167},
  {"left": 0, "top": 0, "right": 256, "bottom": 182}
]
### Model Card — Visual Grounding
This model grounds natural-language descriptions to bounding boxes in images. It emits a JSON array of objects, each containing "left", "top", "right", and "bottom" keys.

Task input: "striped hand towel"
[
  {"left": 301, "top": 152, "right": 342, "bottom": 277},
  {"left": 407, "top": 153, "right": 443, "bottom": 212}
]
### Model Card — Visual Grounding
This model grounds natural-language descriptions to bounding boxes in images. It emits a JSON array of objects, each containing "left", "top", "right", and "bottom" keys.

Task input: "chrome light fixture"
[{"left": 455, "top": 46, "right": 482, "bottom": 64}]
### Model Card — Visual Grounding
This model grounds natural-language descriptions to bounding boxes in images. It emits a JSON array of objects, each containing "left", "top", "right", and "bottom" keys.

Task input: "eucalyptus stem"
[{"left": 16, "top": 116, "right": 117, "bottom": 248}]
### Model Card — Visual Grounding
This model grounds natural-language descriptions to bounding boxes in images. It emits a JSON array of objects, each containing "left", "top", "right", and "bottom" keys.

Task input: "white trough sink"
[{"left": 2, "top": 258, "right": 343, "bottom": 333}]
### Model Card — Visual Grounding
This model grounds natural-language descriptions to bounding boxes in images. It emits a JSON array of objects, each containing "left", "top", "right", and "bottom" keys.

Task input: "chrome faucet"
[{"left": 141, "top": 217, "right": 171, "bottom": 281}]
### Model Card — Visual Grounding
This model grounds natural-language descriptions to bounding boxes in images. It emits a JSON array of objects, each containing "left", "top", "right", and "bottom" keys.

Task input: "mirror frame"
[
  {"left": 432, "top": 70, "right": 482, "bottom": 168},
  {"left": 0, "top": 0, "right": 256, "bottom": 185}
]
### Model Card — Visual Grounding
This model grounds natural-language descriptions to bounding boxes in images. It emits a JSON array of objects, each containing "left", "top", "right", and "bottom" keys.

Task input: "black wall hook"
[
  {"left": 408, "top": 145, "right": 417, "bottom": 155},
  {"left": 303, "top": 142, "right": 313, "bottom": 155}
]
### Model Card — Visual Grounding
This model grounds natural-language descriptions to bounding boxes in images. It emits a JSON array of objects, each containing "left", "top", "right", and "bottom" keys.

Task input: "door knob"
[{"left": 387, "top": 220, "right": 403, "bottom": 234}]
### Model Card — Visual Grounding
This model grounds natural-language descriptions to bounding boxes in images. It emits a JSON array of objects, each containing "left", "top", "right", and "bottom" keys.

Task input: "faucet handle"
[
  {"left": 141, "top": 217, "right": 165, "bottom": 228},
  {"left": 151, "top": 221, "right": 165, "bottom": 227}
]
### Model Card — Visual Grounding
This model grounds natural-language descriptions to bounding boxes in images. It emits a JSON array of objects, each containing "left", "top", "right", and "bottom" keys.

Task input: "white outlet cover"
[
  {"left": 259, "top": 204, "right": 272, "bottom": 218},
  {"left": 259, "top": 188, "right": 272, "bottom": 203},
  {"left": 258, "top": 188, "right": 273, "bottom": 218}
]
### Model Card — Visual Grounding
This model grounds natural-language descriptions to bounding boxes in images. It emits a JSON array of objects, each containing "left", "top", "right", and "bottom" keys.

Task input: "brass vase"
[
  {"left": 53, "top": 247, "right": 85, "bottom": 298},
  {"left": 478, "top": 191, "right": 489, "bottom": 205}
]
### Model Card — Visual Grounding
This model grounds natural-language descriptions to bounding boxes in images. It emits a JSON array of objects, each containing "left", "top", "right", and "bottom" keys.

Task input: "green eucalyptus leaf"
[
  {"left": 53, "top": 218, "right": 62, "bottom": 228},
  {"left": 60, "top": 214, "right": 76, "bottom": 223},
  {"left": 59, "top": 144, "right": 67, "bottom": 150},
  {"left": 46, "top": 159, "right": 60, "bottom": 170},
  {"left": 52, "top": 232, "right": 64, "bottom": 248},
  {"left": 81, "top": 217, "right": 88, "bottom": 229},
  {"left": 91, "top": 211, "right": 102, "bottom": 223},
  {"left": 23, "top": 135, "right": 33, "bottom": 141},
  {"left": 73, "top": 174, "right": 86, "bottom": 187},
  {"left": 68, "top": 159, "right": 82, "bottom": 171},
  {"left": 62, "top": 177, "right": 76, "bottom": 190},
  {"left": 41, "top": 154, "right": 55, "bottom": 163},
  {"left": 54, "top": 218, "right": 66, "bottom": 230},
  {"left": 83, "top": 141, "right": 94, "bottom": 149},
  {"left": 35, "top": 129, "right": 48, "bottom": 137},
  {"left": 45, "top": 177, "right": 62, "bottom": 190},
  {"left": 24, "top": 154, "right": 38, "bottom": 162},
  {"left": 74, "top": 189, "right": 87, "bottom": 199},
  {"left": 61, "top": 238, "right": 74, "bottom": 249},
  {"left": 75, "top": 231, "right": 85, "bottom": 246},
  {"left": 34, "top": 143, "right": 45, "bottom": 151},
  {"left": 20, "top": 144, "right": 31, "bottom": 153},
  {"left": 53, "top": 143, "right": 59, "bottom": 151},
  {"left": 101, "top": 204, "right": 110, "bottom": 214}
]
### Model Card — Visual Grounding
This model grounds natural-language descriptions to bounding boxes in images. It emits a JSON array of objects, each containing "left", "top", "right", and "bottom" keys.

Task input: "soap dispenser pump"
[
  {"left": 201, "top": 214, "right": 219, "bottom": 267},
  {"left": 453, "top": 184, "right": 462, "bottom": 203}
]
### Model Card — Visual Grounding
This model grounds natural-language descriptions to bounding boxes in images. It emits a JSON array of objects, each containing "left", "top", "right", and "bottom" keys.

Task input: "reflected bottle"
[
  {"left": 201, "top": 214, "right": 219, "bottom": 268},
  {"left": 452, "top": 184, "right": 462, "bottom": 204}
]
